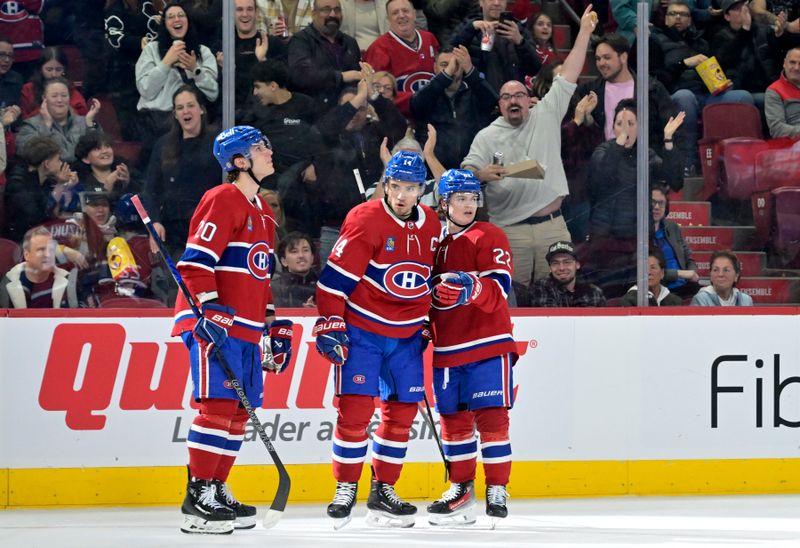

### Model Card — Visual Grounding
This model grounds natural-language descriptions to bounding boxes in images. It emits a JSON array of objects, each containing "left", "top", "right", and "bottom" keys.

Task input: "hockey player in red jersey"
[
  {"left": 427, "top": 169, "right": 518, "bottom": 526},
  {"left": 314, "top": 150, "right": 441, "bottom": 529},
  {"left": 173, "top": 126, "right": 293, "bottom": 534}
]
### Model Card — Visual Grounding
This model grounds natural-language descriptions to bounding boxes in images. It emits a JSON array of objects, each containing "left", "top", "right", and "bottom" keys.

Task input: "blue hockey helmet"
[
  {"left": 437, "top": 169, "right": 482, "bottom": 204},
  {"left": 213, "top": 125, "right": 271, "bottom": 172},
  {"left": 114, "top": 193, "right": 141, "bottom": 227},
  {"left": 383, "top": 150, "right": 427, "bottom": 185}
]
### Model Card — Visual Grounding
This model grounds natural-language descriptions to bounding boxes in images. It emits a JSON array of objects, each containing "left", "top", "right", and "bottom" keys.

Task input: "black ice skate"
[
  {"left": 180, "top": 475, "right": 235, "bottom": 534},
  {"left": 327, "top": 481, "right": 358, "bottom": 530},
  {"left": 365, "top": 479, "right": 417, "bottom": 528},
  {"left": 214, "top": 480, "right": 257, "bottom": 529},
  {"left": 485, "top": 484, "right": 509, "bottom": 529},
  {"left": 427, "top": 480, "right": 477, "bottom": 526}
]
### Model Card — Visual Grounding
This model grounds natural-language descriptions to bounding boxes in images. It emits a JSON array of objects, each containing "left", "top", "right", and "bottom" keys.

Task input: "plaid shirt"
[{"left": 529, "top": 275, "right": 607, "bottom": 308}]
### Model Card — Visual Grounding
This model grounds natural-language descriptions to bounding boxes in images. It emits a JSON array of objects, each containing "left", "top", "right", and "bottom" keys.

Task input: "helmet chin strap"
[
  {"left": 382, "top": 183, "right": 421, "bottom": 221},
  {"left": 444, "top": 201, "right": 474, "bottom": 231}
]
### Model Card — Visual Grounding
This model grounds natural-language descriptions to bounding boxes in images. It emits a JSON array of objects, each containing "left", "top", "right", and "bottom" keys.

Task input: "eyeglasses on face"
[
  {"left": 499, "top": 91, "right": 529, "bottom": 101},
  {"left": 666, "top": 10, "right": 690, "bottom": 17},
  {"left": 315, "top": 6, "right": 342, "bottom": 14}
]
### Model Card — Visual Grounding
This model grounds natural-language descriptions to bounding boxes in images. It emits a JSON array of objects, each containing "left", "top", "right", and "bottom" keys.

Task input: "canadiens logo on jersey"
[
  {"left": 247, "top": 241, "right": 271, "bottom": 280},
  {"left": 385, "top": 237, "right": 395, "bottom": 252},
  {"left": 382, "top": 261, "right": 431, "bottom": 299},
  {"left": 0, "top": 2, "right": 29, "bottom": 21},
  {"left": 397, "top": 71, "right": 434, "bottom": 93}
]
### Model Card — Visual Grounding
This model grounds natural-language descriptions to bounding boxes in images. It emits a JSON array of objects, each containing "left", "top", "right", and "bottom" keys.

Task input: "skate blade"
[
  {"left": 365, "top": 509, "right": 415, "bottom": 528},
  {"left": 331, "top": 515, "right": 352, "bottom": 531},
  {"left": 489, "top": 515, "right": 506, "bottom": 530},
  {"left": 428, "top": 506, "right": 477, "bottom": 527},
  {"left": 262, "top": 509, "right": 284, "bottom": 529},
  {"left": 180, "top": 515, "right": 234, "bottom": 534},
  {"left": 234, "top": 515, "right": 257, "bottom": 529}
]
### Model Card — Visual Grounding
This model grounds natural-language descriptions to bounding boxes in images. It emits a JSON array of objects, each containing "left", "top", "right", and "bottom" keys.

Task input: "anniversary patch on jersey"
[
  {"left": 385, "top": 237, "right": 396, "bottom": 252},
  {"left": 383, "top": 261, "right": 431, "bottom": 299},
  {"left": 247, "top": 241, "right": 271, "bottom": 280}
]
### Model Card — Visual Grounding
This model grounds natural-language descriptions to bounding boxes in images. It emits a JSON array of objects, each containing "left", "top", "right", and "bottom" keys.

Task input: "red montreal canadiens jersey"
[
  {"left": 316, "top": 200, "right": 440, "bottom": 338},
  {"left": 172, "top": 184, "right": 276, "bottom": 344},
  {"left": 430, "top": 221, "right": 517, "bottom": 368},
  {"left": 364, "top": 30, "right": 439, "bottom": 116}
]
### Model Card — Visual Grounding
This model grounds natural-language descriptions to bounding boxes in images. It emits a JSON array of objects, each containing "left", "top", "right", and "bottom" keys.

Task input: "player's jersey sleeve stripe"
[
  {"left": 483, "top": 271, "right": 512, "bottom": 298},
  {"left": 317, "top": 281, "right": 349, "bottom": 299},
  {"left": 318, "top": 266, "right": 359, "bottom": 298},
  {"left": 326, "top": 260, "right": 362, "bottom": 282},
  {"left": 185, "top": 242, "right": 220, "bottom": 262}
]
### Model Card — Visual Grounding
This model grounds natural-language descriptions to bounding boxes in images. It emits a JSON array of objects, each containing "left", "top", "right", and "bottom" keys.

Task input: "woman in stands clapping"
[{"left": 19, "top": 47, "right": 88, "bottom": 120}]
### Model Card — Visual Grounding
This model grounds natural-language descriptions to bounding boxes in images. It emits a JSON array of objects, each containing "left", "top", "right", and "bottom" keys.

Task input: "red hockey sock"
[
  {"left": 187, "top": 398, "right": 240, "bottom": 480},
  {"left": 440, "top": 410, "right": 478, "bottom": 483},
  {"left": 372, "top": 401, "right": 417, "bottom": 484},
  {"left": 213, "top": 406, "right": 249, "bottom": 481},
  {"left": 476, "top": 407, "right": 511, "bottom": 485},
  {"left": 332, "top": 394, "right": 375, "bottom": 482}
]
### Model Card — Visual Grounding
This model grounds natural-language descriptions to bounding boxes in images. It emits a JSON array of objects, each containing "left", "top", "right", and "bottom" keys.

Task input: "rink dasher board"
[{"left": 2, "top": 308, "right": 800, "bottom": 507}]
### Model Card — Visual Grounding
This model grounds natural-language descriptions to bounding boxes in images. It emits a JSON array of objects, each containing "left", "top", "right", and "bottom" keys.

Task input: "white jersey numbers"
[
  {"left": 493, "top": 247, "right": 512, "bottom": 268},
  {"left": 333, "top": 237, "right": 349, "bottom": 258},
  {"left": 196, "top": 220, "right": 218, "bottom": 242}
]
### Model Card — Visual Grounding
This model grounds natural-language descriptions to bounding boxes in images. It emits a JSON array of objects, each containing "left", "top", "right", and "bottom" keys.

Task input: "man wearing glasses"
[
  {"left": 288, "top": 0, "right": 362, "bottom": 110},
  {"left": 0, "top": 38, "right": 22, "bottom": 112},
  {"left": 461, "top": 6, "right": 598, "bottom": 287},
  {"left": 650, "top": 0, "right": 755, "bottom": 176}
]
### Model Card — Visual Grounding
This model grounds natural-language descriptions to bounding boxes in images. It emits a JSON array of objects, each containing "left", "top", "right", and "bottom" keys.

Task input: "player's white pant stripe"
[
  {"left": 482, "top": 456, "right": 512, "bottom": 464},
  {"left": 333, "top": 436, "right": 369, "bottom": 449},
  {"left": 332, "top": 453, "right": 367, "bottom": 464},
  {"left": 187, "top": 441, "right": 239, "bottom": 457},
  {"left": 372, "top": 453, "right": 405, "bottom": 464},
  {"left": 502, "top": 354, "right": 511, "bottom": 407},
  {"left": 372, "top": 434, "right": 408, "bottom": 449},
  {"left": 447, "top": 452, "right": 478, "bottom": 462},
  {"left": 190, "top": 424, "right": 229, "bottom": 438}
]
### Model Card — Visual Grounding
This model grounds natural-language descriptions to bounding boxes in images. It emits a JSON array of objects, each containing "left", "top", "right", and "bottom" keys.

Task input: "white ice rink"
[{"left": 2, "top": 495, "right": 800, "bottom": 548}]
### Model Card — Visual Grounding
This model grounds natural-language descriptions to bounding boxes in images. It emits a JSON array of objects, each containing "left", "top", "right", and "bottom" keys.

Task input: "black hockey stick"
[
  {"left": 418, "top": 393, "right": 449, "bottom": 482},
  {"left": 131, "top": 194, "right": 290, "bottom": 529}
]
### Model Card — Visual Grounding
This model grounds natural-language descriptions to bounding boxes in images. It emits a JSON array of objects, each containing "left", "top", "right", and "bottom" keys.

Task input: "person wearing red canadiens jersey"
[
  {"left": 427, "top": 169, "right": 517, "bottom": 527},
  {"left": 314, "top": 150, "right": 441, "bottom": 529},
  {"left": 172, "top": 125, "right": 294, "bottom": 535}
]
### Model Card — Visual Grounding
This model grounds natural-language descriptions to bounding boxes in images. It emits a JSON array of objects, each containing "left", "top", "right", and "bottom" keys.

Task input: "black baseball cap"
[
  {"left": 720, "top": 0, "right": 747, "bottom": 13},
  {"left": 546, "top": 241, "right": 578, "bottom": 263}
]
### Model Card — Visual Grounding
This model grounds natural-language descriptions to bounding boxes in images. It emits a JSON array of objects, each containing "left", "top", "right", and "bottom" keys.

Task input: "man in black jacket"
[
  {"left": 410, "top": 45, "right": 498, "bottom": 170},
  {"left": 650, "top": 0, "right": 754, "bottom": 175},
  {"left": 287, "top": 0, "right": 362, "bottom": 112},
  {"left": 449, "top": 0, "right": 541, "bottom": 92}
]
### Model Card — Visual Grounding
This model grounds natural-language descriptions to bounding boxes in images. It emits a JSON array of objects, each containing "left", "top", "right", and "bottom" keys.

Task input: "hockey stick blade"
[{"left": 131, "top": 194, "right": 291, "bottom": 524}]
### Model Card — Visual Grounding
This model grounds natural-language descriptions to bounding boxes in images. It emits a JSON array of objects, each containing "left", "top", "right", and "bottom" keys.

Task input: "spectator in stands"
[
  {"left": 180, "top": 0, "right": 224, "bottom": 48},
  {"left": 611, "top": 0, "right": 658, "bottom": 47},
  {"left": 424, "top": 0, "right": 482, "bottom": 46},
  {"left": 313, "top": 73, "right": 406, "bottom": 261},
  {"left": 258, "top": 0, "right": 312, "bottom": 36},
  {"left": 364, "top": 0, "right": 439, "bottom": 115},
  {"left": 142, "top": 85, "right": 219, "bottom": 262},
  {"left": 0, "top": 226, "right": 77, "bottom": 308},
  {"left": 650, "top": 0, "right": 754, "bottom": 175},
  {"left": 271, "top": 231, "right": 319, "bottom": 307},
  {"left": 711, "top": 0, "right": 786, "bottom": 114},
  {"left": 214, "top": 0, "right": 288, "bottom": 112},
  {"left": 410, "top": 45, "right": 497, "bottom": 171},
  {"left": 691, "top": 249, "right": 754, "bottom": 305},
  {"left": 528, "top": 13, "right": 559, "bottom": 66},
  {"left": 461, "top": 6, "right": 597, "bottom": 286},
  {"left": 650, "top": 183, "right": 701, "bottom": 295},
  {"left": 373, "top": 70, "right": 397, "bottom": 100},
  {"left": 245, "top": 59, "right": 322, "bottom": 233},
  {"left": 765, "top": 46, "right": 800, "bottom": 137},
  {"left": 73, "top": 130, "right": 139, "bottom": 203},
  {"left": 529, "top": 240, "right": 606, "bottom": 307},
  {"left": 0, "top": 37, "right": 23, "bottom": 109},
  {"left": 450, "top": 0, "right": 541, "bottom": 92},
  {"left": 134, "top": 1, "right": 218, "bottom": 143},
  {"left": 4, "top": 136, "right": 79, "bottom": 242},
  {"left": 620, "top": 249, "right": 684, "bottom": 306},
  {"left": 287, "top": 0, "right": 362, "bottom": 111},
  {"left": 16, "top": 78, "right": 101, "bottom": 163},
  {"left": 19, "top": 46, "right": 88, "bottom": 120},
  {"left": 751, "top": 0, "right": 800, "bottom": 44},
  {"left": 110, "top": 193, "right": 164, "bottom": 302},
  {"left": 574, "top": 34, "right": 677, "bottom": 150},
  {"left": 259, "top": 188, "right": 288, "bottom": 241},
  {"left": 104, "top": 0, "right": 164, "bottom": 141},
  {"left": 0, "top": 0, "right": 45, "bottom": 80},
  {"left": 340, "top": 0, "right": 389, "bottom": 51},
  {"left": 585, "top": 100, "right": 684, "bottom": 295}
]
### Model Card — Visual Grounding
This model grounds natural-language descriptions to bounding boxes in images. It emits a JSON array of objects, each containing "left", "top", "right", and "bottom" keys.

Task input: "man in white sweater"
[{"left": 462, "top": 6, "right": 597, "bottom": 286}]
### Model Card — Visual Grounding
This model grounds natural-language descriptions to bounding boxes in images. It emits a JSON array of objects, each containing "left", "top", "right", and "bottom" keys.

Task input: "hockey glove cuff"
[
  {"left": 433, "top": 271, "right": 482, "bottom": 307},
  {"left": 313, "top": 315, "right": 349, "bottom": 366},
  {"left": 261, "top": 319, "right": 294, "bottom": 373},
  {"left": 194, "top": 302, "right": 235, "bottom": 347}
]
